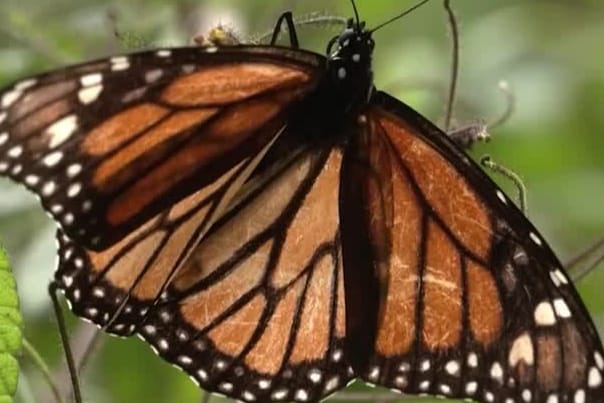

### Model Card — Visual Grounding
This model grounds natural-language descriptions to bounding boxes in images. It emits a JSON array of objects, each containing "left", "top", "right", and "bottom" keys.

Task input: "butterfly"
[{"left": 0, "top": 1, "right": 603, "bottom": 402}]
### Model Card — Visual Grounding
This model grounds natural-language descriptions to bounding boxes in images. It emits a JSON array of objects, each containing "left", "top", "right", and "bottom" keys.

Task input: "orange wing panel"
[
  {"left": 422, "top": 220, "right": 462, "bottom": 349},
  {"left": 335, "top": 246, "right": 346, "bottom": 339},
  {"left": 93, "top": 108, "right": 218, "bottom": 189},
  {"left": 103, "top": 231, "right": 167, "bottom": 289},
  {"left": 208, "top": 294, "right": 267, "bottom": 357},
  {"left": 86, "top": 215, "right": 160, "bottom": 273},
  {"left": 467, "top": 260, "right": 502, "bottom": 346},
  {"left": 161, "top": 63, "right": 312, "bottom": 106},
  {"left": 179, "top": 241, "right": 272, "bottom": 331},
  {"left": 244, "top": 277, "right": 306, "bottom": 375},
  {"left": 83, "top": 103, "right": 169, "bottom": 156},
  {"left": 374, "top": 136, "right": 422, "bottom": 356},
  {"left": 378, "top": 115, "right": 493, "bottom": 261},
  {"left": 171, "top": 152, "right": 315, "bottom": 292},
  {"left": 289, "top": 254, "right": 335, "bottom": 364},
  {"left": 131, "top": 204, "right": 212, "bottom": 299},
  {"left": 105, "top": 96, "right": 293, "bottom": 227},
  {"left": 536, "top": 335, "right": 562, "bottom": 391},
  {"left": 271, "top": 149, "right": 342, "bottom": 288}
]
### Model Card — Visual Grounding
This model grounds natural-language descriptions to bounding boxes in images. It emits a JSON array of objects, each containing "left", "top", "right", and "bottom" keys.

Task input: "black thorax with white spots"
[{"left": 325, "top": 19, "right": 375, "bottom": 113}]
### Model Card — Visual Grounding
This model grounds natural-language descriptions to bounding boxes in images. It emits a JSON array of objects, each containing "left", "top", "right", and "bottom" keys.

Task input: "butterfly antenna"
[
  {"left": 369, "top": 0, "right": 432, "bottom": 33},
  {"left": 350, "top": 0, "right": 361, "bottom": 26}
]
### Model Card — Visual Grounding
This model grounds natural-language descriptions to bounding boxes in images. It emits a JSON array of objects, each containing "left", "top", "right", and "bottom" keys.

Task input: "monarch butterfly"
[{"left": 1, "top": 1, "right": 603, "bottom": 403}]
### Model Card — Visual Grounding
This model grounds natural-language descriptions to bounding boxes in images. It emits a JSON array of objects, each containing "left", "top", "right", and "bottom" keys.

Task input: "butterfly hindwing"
[
  {"left": 350, "top": 92, "right": 604, "bottom": 402},
  {"left": 138, "top": 137, "right": 354, "bottom": 402}
]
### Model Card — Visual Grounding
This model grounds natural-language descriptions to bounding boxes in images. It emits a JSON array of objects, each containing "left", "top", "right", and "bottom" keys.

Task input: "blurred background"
[{"left": 0, "top": 0, "right": 603, "bottom": 402}]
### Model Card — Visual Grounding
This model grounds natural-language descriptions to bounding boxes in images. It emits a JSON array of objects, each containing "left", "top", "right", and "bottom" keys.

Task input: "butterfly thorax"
[{"left": 288, "top": 20, "right": 375, "bottom": 143}]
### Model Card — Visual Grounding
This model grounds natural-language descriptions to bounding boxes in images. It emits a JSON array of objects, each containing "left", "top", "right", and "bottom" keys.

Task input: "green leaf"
[{"left": 0, "top": 245, "right": 22, "bottom": 401}]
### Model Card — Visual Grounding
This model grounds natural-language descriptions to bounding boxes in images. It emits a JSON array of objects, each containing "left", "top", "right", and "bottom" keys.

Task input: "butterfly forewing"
[
  {"left": 351, "top": 92, "right": 604, "bottom": 402},
  {"left": 0, "top": 46, "right": 322, "bottom": 250}
]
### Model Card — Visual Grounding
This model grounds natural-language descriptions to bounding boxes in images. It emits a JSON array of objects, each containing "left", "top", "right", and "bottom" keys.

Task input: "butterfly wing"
[
  {"left": 0, "top": 46, "right": 322, "bottom": 249},
  {"left": 132, "top": 130, "right": 353, "bottom": 402},
  {"left": 349, "top": 91, "right": 604, "bottom": 402},
  {"left": 54, "top": 123, "right": 283, "bottom": 335},
  {"left": 57, "top": 121, "right": 352, "bottom": 401}
]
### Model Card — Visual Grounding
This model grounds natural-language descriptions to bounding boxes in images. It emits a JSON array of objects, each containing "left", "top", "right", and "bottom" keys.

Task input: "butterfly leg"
[
  {"left": 270, "top": 11, "right": 300, "bottom": 47},
  {"left": 48, "top": 281, "right": 83, "bottom": 403}
]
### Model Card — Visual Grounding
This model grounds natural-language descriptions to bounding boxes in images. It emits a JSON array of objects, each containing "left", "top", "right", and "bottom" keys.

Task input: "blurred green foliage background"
[{"left": 0, "top": 0, "right": 603, "bottom": 402}]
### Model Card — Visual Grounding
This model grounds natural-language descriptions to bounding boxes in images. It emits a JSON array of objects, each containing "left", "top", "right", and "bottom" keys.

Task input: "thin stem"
[
  {"left": 59, "top": 325, "right": 102, "bottom": 403},
  {"left": 22, "top": 338, "right": 65, "bottom": 403},
  {"left": 75, "top": 328, "right": 101, "bottom": 373},
  {"left": 43, "top": 322, "right": 101, "bottom": 403},
  {"left": 481, "top": 156, "right": 527, "bottom": 213},
  {"left": 443, "top": 0, "right": 460, "bottom": 131},
  {"left": 565, "top": 235, "right": 604, "bottom": 282},
  {"left": 571, "top": 252, "right": 604, "bottom": 283},
  {"left": 488, "top": 81, "right": 515, "bottom": 130},
  {"left": 48, "top": 282, "right": 82, "bottom": 403}
]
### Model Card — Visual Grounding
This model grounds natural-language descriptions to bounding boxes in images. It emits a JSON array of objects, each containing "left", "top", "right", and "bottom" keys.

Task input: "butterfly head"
[
  {"left": 323, "top": 0, "right": 432, "bottom": 104},
  {"left": 328, "top": 18, "right": 374, "bottom": 67},
  {"left": 326, "top": 18, "right": 375, "bottom": 102}
]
